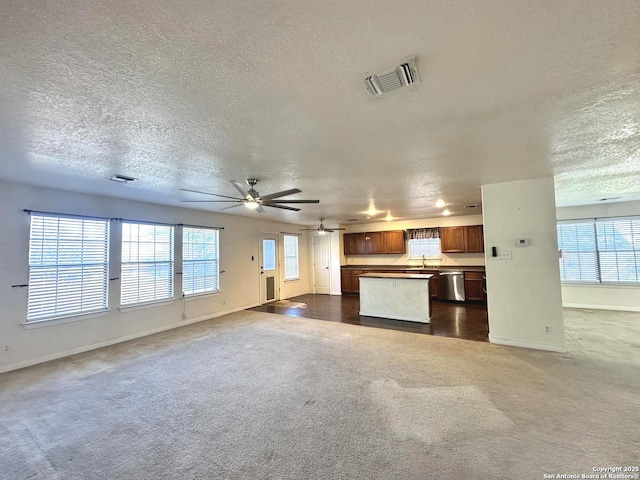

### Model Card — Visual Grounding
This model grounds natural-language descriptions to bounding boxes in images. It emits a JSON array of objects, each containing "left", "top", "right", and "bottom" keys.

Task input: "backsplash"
[{"left": 343, "top": 252, "right": 486, "bottom": 267}]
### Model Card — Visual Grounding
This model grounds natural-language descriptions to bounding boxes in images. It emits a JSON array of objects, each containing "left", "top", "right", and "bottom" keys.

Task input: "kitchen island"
[{"left": 359, "top": 272, "right": 433, "bottom": 323}]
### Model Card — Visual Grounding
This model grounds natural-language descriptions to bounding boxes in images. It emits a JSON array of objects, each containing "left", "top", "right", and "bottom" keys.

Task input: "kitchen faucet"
[{"left": 421, "top": 254, "right": 426, "bottom": 268}]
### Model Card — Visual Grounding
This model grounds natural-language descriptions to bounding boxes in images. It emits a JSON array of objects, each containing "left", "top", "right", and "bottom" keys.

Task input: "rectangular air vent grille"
[{"left": 363, "top": 57, "right": 419, "bottom": 97}]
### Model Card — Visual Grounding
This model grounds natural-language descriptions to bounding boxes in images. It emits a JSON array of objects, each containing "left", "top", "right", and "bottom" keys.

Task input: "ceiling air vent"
[
  {"left": 109, "top": 174, "right": 137, "bottom": 184},
  {"left": 362, "top": 57, "right": 419, "bottom": 97}
]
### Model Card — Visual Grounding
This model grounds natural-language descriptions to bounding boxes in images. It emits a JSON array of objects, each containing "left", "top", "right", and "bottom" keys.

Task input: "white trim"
[
  {"left": 359, "top": 310, "right": 430, "bottom": 324},
  {"left": 118, "top": 299, "right": 175, "bottom": 313},
  {"left": 562, "top": 303, "right": 640, "bottom": 312},
  {"left": 183, "top": 291, "right": 221, "bottom": 302},
  {"left": 489, "top": 335, "right": 567, "bottom": 353},
  {"left": 0, "top": 303, "right": 259, "bottom": 374},
  {"left": 21, "top": 309, "right": 110, "bottom": 329}
]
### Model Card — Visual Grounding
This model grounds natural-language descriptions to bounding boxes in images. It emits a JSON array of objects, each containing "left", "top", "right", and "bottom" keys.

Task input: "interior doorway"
[
  {"left": 312, "top": 234, "right": 331, "bottom": 294},
  {"left": 259, "top": 233, "right": 279, "bottom": 304}
]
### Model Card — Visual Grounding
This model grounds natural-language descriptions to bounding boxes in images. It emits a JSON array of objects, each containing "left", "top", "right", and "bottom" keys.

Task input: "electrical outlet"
[
  {"left": 181, "top": 313, "right": 187, "bottom": 320},
  {"left": 544, "top": 325, "right": 552, "bottom": 334},
  {"left": 1, "top": 344, "right": 10, "bottom": 354}
]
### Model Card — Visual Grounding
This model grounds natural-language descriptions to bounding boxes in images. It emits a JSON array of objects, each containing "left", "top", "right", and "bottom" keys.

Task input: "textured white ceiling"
[{"left": 1, "top": 0, "right": 639, "bottom": 225}]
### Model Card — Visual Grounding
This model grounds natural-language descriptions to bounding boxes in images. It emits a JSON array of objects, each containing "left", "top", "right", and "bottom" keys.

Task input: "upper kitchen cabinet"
[
  {"left": 343, "top": 230, "right": 406, "bottom": 255},
  {"left": 441, "top": 226, "right": 484, "bottom": 253},
  {"left": 465, "top": 225, "right": 484, "bottom": 253},
  {"left": 440, "top": 226, "right": 466, "bottom": 253},
  {"left": 383, "top": 230, "right": 406, "bottom": 254}
]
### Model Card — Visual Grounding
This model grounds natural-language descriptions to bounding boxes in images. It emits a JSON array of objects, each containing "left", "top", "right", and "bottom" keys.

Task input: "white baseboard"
[
  {"left": 0, "top": 304, "right": 259, "bottom": 374},
  {"left": 562, "top": 303, "right": 640, "bottom": 312},
  {"left": 489, "top": 335, "right": 567, "bottom": 353}
]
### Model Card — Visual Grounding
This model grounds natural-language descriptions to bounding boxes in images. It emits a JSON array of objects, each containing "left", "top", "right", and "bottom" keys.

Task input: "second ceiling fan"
[
  {"left": 181, "top": 178, "right": 319, "bottom": 213},
  {"left": 300, "top": 218, "right": 346, "bottom": 234}
]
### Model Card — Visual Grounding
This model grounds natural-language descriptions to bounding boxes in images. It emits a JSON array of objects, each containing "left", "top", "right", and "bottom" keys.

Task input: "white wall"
[
  {"left": 340, "top": 214, "right": 486, "bottom": 267},
  {"left": 482, "top": 177, "right": 565, "bottom": 352},
  {"left": 556, "top": 201, "right": 640, "bottom": 312},
  {"left": 0, "top": 181, "right": 312, "bottom": 373}
]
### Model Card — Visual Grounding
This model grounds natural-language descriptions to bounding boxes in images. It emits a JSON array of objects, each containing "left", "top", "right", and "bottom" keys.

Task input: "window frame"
[
  {"left": 557, "top": 217, "right": 640, "bottom": 285},
  {"left": 408, "top": 237, "right": 442, "bottom": 260},
  {"left": 182, "top": 226, "right": 220, "bottom": 297},
  {"left": 283, "top": 234, "right": 300, "bottom": 281},
  {"left": 120, "top": 221, "right": 175, "bottom": 307},
  {"left": 26, "top": 214, "right": 110, "bottom": 323}
]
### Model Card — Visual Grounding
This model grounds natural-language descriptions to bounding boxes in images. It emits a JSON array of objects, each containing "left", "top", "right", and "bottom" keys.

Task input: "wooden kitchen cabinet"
[
  {"left": 341, "top": 269, "right": 364, "bottom": 294},
  {"left": 366, "top": 232, "right": 385, "bottom": 254},
  {"left": 383, "top": 230, "right": 406, "bottom": 254},
  {"left": 343, "top": 230, "right": 406, "bottom": 255},
  {"left": 464, "top": 271, "right": 486, "bottom": 302},
  {"left": 465, "top": 225, "right": 484, "bottom": 253},
  {"left": 441, "top": 225, "right": 485, "bottom": 253},
  {"left": 441, "top": 226, "right": 466, "bottom": 253}
]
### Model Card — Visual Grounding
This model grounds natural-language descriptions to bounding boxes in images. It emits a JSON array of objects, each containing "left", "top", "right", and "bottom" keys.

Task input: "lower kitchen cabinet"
[
  {"left": 464, "top": 271, "right": 486, "bottom": 302},
  {"left": 341, "top": 269, "right": 364, "bottom": 294}
]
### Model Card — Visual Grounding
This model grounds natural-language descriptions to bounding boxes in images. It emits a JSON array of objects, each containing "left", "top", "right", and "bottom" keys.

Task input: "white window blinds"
[
  {"left": 557, "top": 217, "right": 640, "bottom": 284},
  {"left": 121, "top": 222, "right": 174, "bottom": 306},
  {"left": 283, "top": 235, "right": 299, "bottom": 280},
  {"left": 408, "top": 238, "right": 441, "bottom": 259},
  {"left": 182, "top": 227, "right": 220, "bottom": 295},
  {"left": 27, "top": 215, "right": 110, "bottom": 321}
]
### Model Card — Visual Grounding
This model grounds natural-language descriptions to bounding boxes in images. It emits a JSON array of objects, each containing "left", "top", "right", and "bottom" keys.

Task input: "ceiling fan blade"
[
  {"left": 263, "top": 204, "right": 301, "bottom": 212},
  {"left": 266, "top": 199, "right": 320, "bottom": 204},
  {"left": 180, "top": 188, "right": 241, "bottom": 201},
  {"left": 230, "top": 180, "right": 252, "bottom": 200},
  {"left": 218, "top": 204, "right": 243, "bottom": 211},
  {"left": 181, "top": 200, "right": 243, "bottom": 203},
  {"left": 299, "top": 228, "right": 319, "bottom": 231},
  {"left": 255, "top": 205, "right": 266, "bottom": 213},
  {"left": 259, "top": 188, "right": 302, "bottom": 201}
]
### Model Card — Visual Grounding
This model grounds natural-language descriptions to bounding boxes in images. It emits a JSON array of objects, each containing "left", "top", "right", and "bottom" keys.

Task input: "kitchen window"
[
  {"left": 557, "top": 217, "right": 640, "bottom": 283},
  {"left": 408, "top": 238, "right": 441, "bottom": 259},
  {"left": 283, "top": 234, "right": 299, "bottom": 281},
  {"left": 121, "top": 222, "right": 174, "bottom": 306},
  {"left": 182, "top": 227, "right": 220, "bottom": 296},
  {"left": 26, "top": 214, "right": 110, "bottom": 322}
]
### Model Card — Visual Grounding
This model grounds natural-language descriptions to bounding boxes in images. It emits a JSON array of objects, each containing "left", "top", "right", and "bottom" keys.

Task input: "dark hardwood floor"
[{"left": 249, "top": 294, "right": 489, "bottom": 342}]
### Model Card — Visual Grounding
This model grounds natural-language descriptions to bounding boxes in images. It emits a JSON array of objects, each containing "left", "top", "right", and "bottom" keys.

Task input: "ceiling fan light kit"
[{"left": 180, "top": 179, "right": 319, "bottom": 213}]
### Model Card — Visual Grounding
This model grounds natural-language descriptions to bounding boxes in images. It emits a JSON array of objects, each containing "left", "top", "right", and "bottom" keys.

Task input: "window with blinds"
[
  {"left": 121, "top": 222, "right": 174, "bottom": 306},
  {"left": 408, "top": 238, "right": 441, "bottom": 259},
  {"left": 557, "top": 217, "right": 640, "bottom": 284},
  {"left": 27, "top": 215, "right": 110, "bottom": 321},
  {"left": 283, "top": 235, "right": 299, "bottom": 280},
  {"left": 182, "top": 227, "right": 220, "bottom": 296}
]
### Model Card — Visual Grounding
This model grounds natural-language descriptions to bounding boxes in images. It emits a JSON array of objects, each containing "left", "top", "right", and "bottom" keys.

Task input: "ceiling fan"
[
  {"left": 300, "top": 218, "right": 346, "bottom": 234},
  {"left": 180, "top": 179, "right": 319, "bottom": 213}
]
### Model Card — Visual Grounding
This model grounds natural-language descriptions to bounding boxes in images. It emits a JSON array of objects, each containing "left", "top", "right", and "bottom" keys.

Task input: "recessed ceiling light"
[
  {"left": 435, "top": 199, "right": 446, "bottom": 208},
  {"left": 385, "top": 213, "right": 394, "bottom": 221},
  {"left": 442, "top": 209, "right": 451, "bottom": 216}
]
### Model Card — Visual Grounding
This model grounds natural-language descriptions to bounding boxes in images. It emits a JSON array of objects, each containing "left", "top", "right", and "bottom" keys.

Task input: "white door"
[
  {"left": 313, "top": 234, "right": 331, "bottom": 294},
  {"left": 259, "top": 233, "right": 279, "bottom": 304}
]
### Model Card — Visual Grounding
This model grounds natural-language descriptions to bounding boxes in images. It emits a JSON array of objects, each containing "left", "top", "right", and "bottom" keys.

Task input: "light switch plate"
[{"left": 497, "top": 251, "right": 512, "bottom": 260}]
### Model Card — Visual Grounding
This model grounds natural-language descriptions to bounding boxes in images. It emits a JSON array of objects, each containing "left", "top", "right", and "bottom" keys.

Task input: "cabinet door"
[
  {"left": 441, "top": 227, "right": 466, "bottom": 253},
  {"left": 354, "top": 233, "right": 368, "bottom": 255},
  {"left": 366, "top": 232, "right": 385, "bottom": 254},
  {"left": 343, "top": 234, "right": 356, "bottom": 256},
  {"left": 428, "top": 272, "right": 439, "bottom": 298},
  {"left": 340, "top": 271, "right": 353, "bottom": 293},
  {"left": 464, "top": 272, "right": 485, "bottom": 301},
  {"left": 383, "top": 230, "right": 405, "bottom": 254},
  {"left": 465, "top": 225, "right": 484, "bottom": 253},
  {"left": 351, "top": 270, "right": 363, "bottom": 293}
]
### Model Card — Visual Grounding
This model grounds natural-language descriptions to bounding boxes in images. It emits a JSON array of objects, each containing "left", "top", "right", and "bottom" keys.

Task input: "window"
[
  {"left": 557, "top": 217, "right": 640, "bottom": 283},
  {"left": 27, "top": 214, "right": 109, "bottom": 321},
  {"left": 283, "top": 234, "right": 299, "bottom": 280},
  {"left": 121, "top": 222, "right": 174, "bottom": 306},
  {"left": 408, "top": 238, "right": 441, "bottom": 259},
  {"left": 182, "top": 227, "right": 220, "bottom": 295}
]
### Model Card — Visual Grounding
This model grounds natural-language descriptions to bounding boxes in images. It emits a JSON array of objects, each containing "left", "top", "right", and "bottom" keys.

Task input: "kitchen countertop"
[
  {"left": 341, "top": 265, "right": 485, "bottom": 272},
  {"left": 359, "top": 272, "right": 434, "bottom": 279}
]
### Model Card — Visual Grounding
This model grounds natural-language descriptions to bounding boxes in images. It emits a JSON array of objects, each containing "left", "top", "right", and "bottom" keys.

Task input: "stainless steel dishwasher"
[{"left": 438, "top": 271, "right": 466, "bottom": 301}]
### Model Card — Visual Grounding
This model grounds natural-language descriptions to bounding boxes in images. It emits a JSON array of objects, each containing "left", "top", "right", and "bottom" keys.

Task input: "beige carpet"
[{"left": 0, "top": 308, "right": 638, "bottom": 479}]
